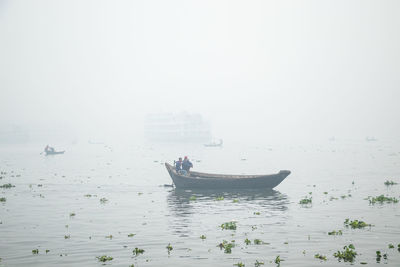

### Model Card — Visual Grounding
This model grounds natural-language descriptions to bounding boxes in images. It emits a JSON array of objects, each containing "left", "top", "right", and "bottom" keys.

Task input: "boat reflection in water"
[{"left": 166, "top": 188, "right": 289, "bottom": 237}]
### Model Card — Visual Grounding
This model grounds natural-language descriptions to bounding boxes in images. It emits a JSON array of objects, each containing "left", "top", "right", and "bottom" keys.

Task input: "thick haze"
[{"left": 1, "top": 0, "right": 399, "bottom": 144}]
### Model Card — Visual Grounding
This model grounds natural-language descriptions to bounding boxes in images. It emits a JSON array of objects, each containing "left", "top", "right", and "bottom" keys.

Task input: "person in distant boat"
[
  {"left": 175, "top": 157, "right": 183, "bottom": 171},
  {"left": 182, "top": 156, "right": 193, "bottom": 173}
]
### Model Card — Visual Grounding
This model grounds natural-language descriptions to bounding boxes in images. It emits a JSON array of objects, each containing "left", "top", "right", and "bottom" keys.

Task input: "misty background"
[{"left": 1, "top": 0, "right": 399, "bottom": 145}]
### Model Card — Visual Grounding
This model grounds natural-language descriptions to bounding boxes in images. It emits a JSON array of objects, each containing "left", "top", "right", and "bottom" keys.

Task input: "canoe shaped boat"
[
  {"left": 45, "top": 150, "right": 65, "bottom": 155},
  {"left": 165, "top": 163, "right": 290, "bottom": 189}
]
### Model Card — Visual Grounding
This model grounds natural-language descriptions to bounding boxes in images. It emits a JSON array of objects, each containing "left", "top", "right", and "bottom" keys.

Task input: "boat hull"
[
  {"left": 165, "top": 163, "right": 290, "bottom": 189},
  {"left": 45, "top": 151, "right": 65, "bottom": 155}
]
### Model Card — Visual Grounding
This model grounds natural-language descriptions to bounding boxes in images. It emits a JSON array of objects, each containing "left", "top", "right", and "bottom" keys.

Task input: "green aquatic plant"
[
  {"left": 0, "top": 183, "right": 15, "bottom": 188},
  {"left": 254, "top": 260, "right": 264, "bottom": 266},
  {"left": 221, "top": 221, "right": 237, "bottom": 230},
  {"left": 46, "top": 249, "right": 50, "bottom": 253},
  {"left": 274, "top": 255, "right": 281, "bottom": 264},
  {"left": 376, "top": 250, "right": 382, "bottom": 262},
  {"left": 105, "top": 235, "right": 113, "bottom": 239},
  {"left": 314, "top": 254, "right": 327, "bottom": 261},
  {"left": 368, "top": 195, "right": 398, "bottom": 204},
  {"left": 234, "top": 262, "right": 245, "bottom": 267},
  {"left": 244, "top": 238, "right": 251, "bottom": 245},
  {"left": 128, "top": 233, "right": 135, "bottom": 237},
  {"left": 323, "top": 192, "right": 328, "bottom": 194},
  {"left": 254, "top": 239, "right": 263, "bottom": 245},
  {"left": 64, "top": 235, "right": 70, "bottom": 239},
  {"left": 69, "top": 213, "right": 75, "bottom": 217},
  {"left": 333, "top": 245, "right": 357, "bottom": 262},
  {"left": 0, "top": 197, "right": 6, "bottom": 202},
  {"left": 32, "top": 249, "right": 39, "bottom": 254},
  {"left": 84, "top": 194, "right": 92, "bottom": 197},
  {"left": 328, "top": 230, "right": 343, "bottom": 235},
  {"left": 133, "top": 247, "right": 144, "bottom": 256},
  {"left": 299, "top": 197, "right": 312, "bottom": 205},
  {"left": 100, "top": 197, "right": 108, "bottom": 203},
  {"left": 166, "top": 243, "right": 173, "bottom": 254},
  {"left": 189, "top": 195, "right": 196, "bottom": 201},
  {"left": 97, "top": 255, "right": 113, "bottom": 262},
  {"left": 389, "top": 243, "right": 394, "bottom": 249},
  {"left": 200, "top": 235, "right": 206, "bottom": 240},
  {"left": 218, "top": 240, "right": 235, "bottom": 253},
  {"left": 330, "top": 196, "right": 339, "bottom": 201},
  {"left": 384, "top": 180, "right": 397, "bottom": 186},
  {"left": 233, "top": 199, "right": 239, "bottom": 203},
  {"left": 253, "top": 212, "right": 260, "bottom": 215},
  {"left": 216, "top": 196, "right": 224, "bottom": 201},
  {"left": 344, "top": 218, "right": 371, "bottom": 229}
]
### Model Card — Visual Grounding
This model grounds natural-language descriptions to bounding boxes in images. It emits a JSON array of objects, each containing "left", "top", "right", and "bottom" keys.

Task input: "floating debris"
[
  {"left": 46, "top": 249, "right": 50, "bottom": 253},
  {"left": 100, "top": 198, "right": 108, "bottom": 203},
  {"left": 69, "top": 213, "right": 76, "bottom": 217},
  {"left": 314, "top": 254, "right": 327, "bottom": 261},
  {"left": 189, "top": 195, "right": 197, "bottom": 201},
  {"left": 84, "top": 194, "right": 92, "bottom": 197},
  {"left": 128, "top": 233, "right": 136, "bottom": 237},
  {"left": 221, "top": 221, "right": 237, "bottom": 230},
  {"left": 368, "top": 195, "right": 398, "bottom": 204},
  {"left": 200, "top": 235, "right": 206, "bottom": 240},
  {"left": 32, "top": 249, "right": 39, "bottom": 254},
  {"left": 253, "top": 212, "right": 260, "bottom": 215},
  {"left": 105, "top": 235, "right": 113, "bottom": 239},
  {"left": 64, "top": 235, "right": 70, "bottom": 239},
  {"left": 0, "top": 197, "right": 6, "bottom": 202},
  {"left": 344, "top": 219, "right": 371, "bottom": 229},
  {"left": 96, "top": 255, "right": 113, "bottom": 262},
  {"left": 333, "top": 244, "right": 357, "bottom": 262}
]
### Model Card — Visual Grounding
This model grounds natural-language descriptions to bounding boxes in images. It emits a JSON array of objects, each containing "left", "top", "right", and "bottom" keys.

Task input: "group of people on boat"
[{"left": 175, "top": 156, "right": 193, "bottom": 175}]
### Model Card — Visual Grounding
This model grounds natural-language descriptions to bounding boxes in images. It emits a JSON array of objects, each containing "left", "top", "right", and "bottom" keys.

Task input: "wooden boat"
[
  {"left": 45, "top": 150, "right": 65, "bottom": 155},
  {"left": 165, "top": 163, "right": 290, "bottom": 189}
]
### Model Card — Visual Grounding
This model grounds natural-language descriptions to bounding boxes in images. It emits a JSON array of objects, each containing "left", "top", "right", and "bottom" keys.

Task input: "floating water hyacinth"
[
  {"left": 244, "top": 238, "right": 251, "bottom": 245},
  {"left": 100, "top": 197, "right": 108, "bottom": 203},
  {"left": 0, "top": 183, "right": 15, "bottom": 188},
  {"left": 128, "top": 233, "right": 135, "bottom": 237},
  {"left": 221, "top": 221, "right": 237, "bottom": 230},
  {"left": 32, "top": 249, "right": 39, "bottom": 254},
  {"left": 314, "top": 254, "right": 327, "bottom": 261},
  {"left": 368, "top": 195, "right": 398, "bottom": 204},
  {"left": 328, "top": 230, "right": 343, "bottom": 235},
  {"left": 166, "top": 243, "right": 173, "bottom": 254},
  {"left": 215, "top": 196, "right": 224, "bottom": 201},
  {"left": 333, "top": 244, "right": 357, "bottom": 262},
  {"left": 200, "top": 235, "right": 206, "bottom": 240},
  {"left": 384, "top": 180, "right": 397, "bottom": 186},
  {"left": 133, "top": 247, "right": 144, "bottom": 256},
  {"left": 254, "top": 260, "right": 264, "bottom": 266},
  {"left": 274, "top": 255, "right": 281, "bottom": 264},
  {"left": 299, "top": 197, "right": 312, "bottom": 205},
  {"left": 234, "top": 262, "right": 244, "bottom": 267},
  {"left": 344, "top": 219, "right": 371, "bottom": 229},
  {"left": 189, "top": 195, "right": 196, "bottom": 201},
  {"left": 96, "top": 255, "right": 113, "bottom": 262},
  {"left": 218, "top": 240, "right": 235, "bottom": 253},
  {"left": 0, "top": 197, "right": 6, "bottom": 202}
]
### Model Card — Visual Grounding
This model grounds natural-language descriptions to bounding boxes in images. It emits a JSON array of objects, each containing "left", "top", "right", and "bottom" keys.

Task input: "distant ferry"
[{"left": 144, "top": 112, "right": 211, "bottom": 142}]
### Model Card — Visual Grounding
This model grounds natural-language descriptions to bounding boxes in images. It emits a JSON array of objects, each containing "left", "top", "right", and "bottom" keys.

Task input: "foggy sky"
[{"left": 1, "top": 0, "right": 399, "bottom": 143}]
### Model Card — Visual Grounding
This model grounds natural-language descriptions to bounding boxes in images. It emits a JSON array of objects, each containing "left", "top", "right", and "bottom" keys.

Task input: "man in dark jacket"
[{"left": 182, "top": 156, "right": 193, "bottom": 172}]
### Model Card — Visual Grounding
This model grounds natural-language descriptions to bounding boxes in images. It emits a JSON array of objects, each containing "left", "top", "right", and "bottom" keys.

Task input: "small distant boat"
[
  {"left": 204, "top": 139, "right": 223, "bottom": 147},
  {"left": 165, "top": 163, "right": 290, "bottom": 189},
  {"left": 45, "top": 150, "right": 65, "bottom": 155}
]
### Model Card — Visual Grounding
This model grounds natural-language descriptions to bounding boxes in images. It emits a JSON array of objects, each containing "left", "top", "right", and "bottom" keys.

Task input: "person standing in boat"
[
  {"left": 175, "top": 157, "right": 183, "bottom": 172},
  {"left": 182, "top": 156, "right": 193, "bottom": 173}
]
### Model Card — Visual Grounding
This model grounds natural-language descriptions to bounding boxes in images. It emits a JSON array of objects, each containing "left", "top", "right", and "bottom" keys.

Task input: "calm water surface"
[{"left": 1, "top": 140, "right": 400, "bottom": 266}]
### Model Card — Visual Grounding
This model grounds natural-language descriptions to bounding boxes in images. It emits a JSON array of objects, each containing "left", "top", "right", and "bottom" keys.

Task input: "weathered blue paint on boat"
[{"left": 165, "top": 163, "right": 290, "bottom": 189}]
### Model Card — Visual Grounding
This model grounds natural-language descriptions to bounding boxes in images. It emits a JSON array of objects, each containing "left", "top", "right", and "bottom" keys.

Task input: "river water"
[{"left": 0, "top": 140, "right": 399, "bottom": 266}]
